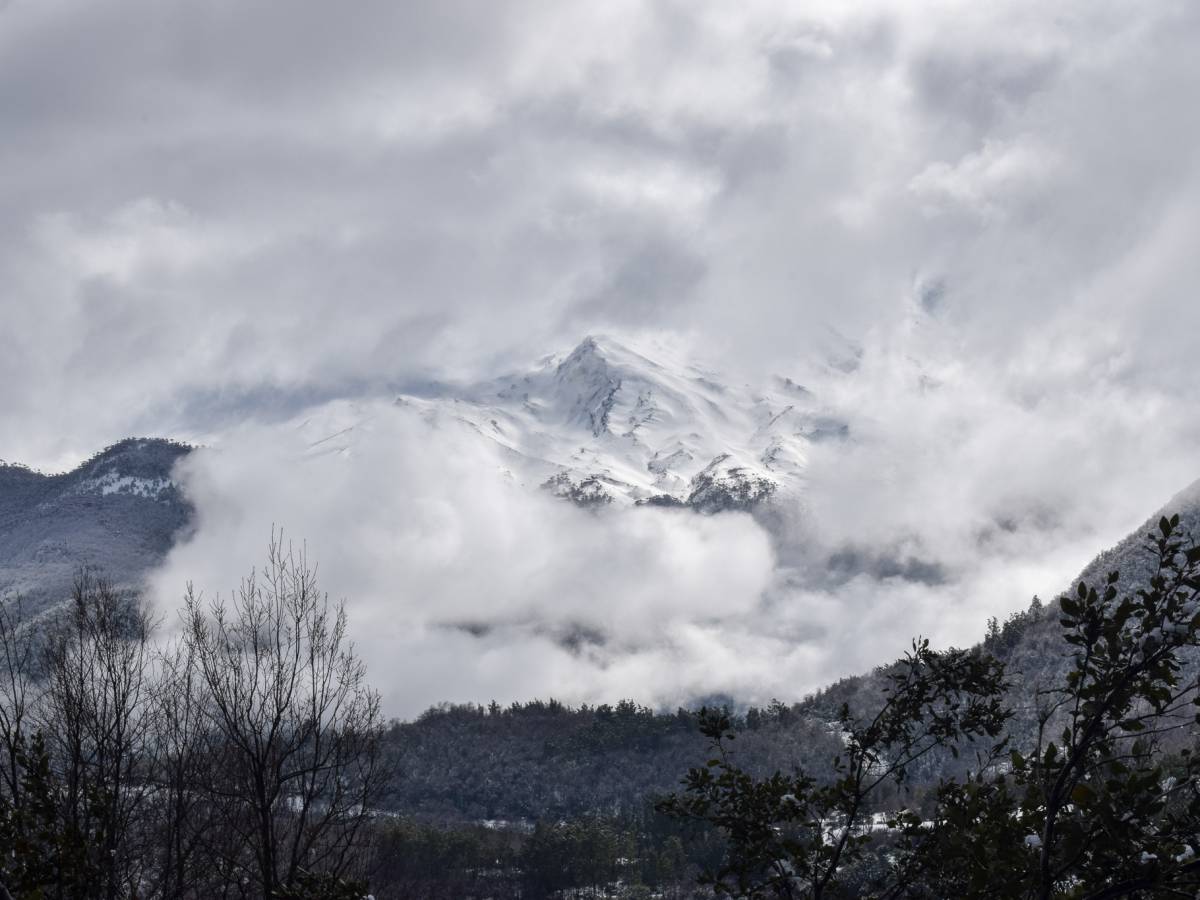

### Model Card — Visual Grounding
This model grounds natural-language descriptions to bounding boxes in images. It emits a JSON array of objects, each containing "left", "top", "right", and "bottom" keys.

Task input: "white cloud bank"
[
  {"left": 146, "top": 404, "right": 779, "bottom": 715},
  {"left": 4, "top": 1, "right": 1200, "bottom": 713},
  {"left": 142, "top": 302, "right": 1197, "bottom": 718}
]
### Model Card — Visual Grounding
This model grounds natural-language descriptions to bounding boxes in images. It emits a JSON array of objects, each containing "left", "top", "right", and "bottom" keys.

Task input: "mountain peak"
[
  {"left": 62, "top": 438, "right": 191, "bottom": 504},
  {"left": 555, "top": 334, "right": 645, "bottom": 374},
  {"left": 553, "top": 337, "right": 623, "bottom": 437},
  {"left": 557, "top": 334, "right": 609, "bottom": 372},
  {"left": 390, "top": 336, "right": 830, "bottom": 509},
  {"left": 0, "top": 437, "right": 191, "bottom": 483}
]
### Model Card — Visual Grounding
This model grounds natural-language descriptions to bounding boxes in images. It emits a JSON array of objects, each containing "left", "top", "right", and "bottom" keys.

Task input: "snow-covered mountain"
[{"left": 302, "top": 335, "right": 849, "bottom": 513}]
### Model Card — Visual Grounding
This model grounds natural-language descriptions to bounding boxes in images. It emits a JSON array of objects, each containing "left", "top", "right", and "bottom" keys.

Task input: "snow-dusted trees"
[
  {"left": 659, "top": 642, "right": 1009, "bottom": 898},
  {"left": 900, "top": 514, "right": 1200, "bottom": 898}
]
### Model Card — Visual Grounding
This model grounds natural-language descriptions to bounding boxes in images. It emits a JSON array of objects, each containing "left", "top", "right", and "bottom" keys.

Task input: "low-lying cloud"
[
  {"left": 144, "top": 306, "right": 1198, "bottom": 718},
  {"left": 147, "top": 403, "right": 780, "bottom": 715},
  {"left": 5, "top": 1, "right": 1200, "bottom": 715}
]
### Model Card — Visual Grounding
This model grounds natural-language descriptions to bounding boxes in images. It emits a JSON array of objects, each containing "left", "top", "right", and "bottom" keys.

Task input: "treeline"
[
  {"left": 411, "top": 694, "right": 813, "bottom": 738},
  {"left": 382, "top": 697, "right": 844, "bottom": 823},
  {"left": 0, "top": 437, "right": 191, "bottom": 484}
]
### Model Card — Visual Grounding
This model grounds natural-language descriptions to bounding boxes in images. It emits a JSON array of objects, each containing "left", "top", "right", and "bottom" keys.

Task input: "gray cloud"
[{"left": 4, "top": 1, "right": 1200, "bottom": 712}]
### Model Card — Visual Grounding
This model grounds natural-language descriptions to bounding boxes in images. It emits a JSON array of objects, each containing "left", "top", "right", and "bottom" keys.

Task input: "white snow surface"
[
  {"left": 76, "top": 472, "right": 174, "bottom": 499},
  {"left": 293, "top": 335, "right": 843, "bottom": 510}
]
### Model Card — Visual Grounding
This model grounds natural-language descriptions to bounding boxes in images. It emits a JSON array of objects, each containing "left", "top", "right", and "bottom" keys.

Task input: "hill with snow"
[{"left": 0, "top": 438, "right": 192, "bottom": 609}]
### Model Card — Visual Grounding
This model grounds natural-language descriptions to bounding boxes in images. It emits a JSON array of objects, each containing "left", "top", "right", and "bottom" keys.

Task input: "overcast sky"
[{"left": 5, "top": 1, "right": 1200, "bottom": 715}]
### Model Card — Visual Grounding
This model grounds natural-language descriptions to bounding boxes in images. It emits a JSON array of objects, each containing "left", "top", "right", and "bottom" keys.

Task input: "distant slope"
[
  {"left": 1074, "top": 476, "right": 1200, "bottom": 591},
  {"left": 0, "top": 438, "right": 193, "bottom": 610},
  {"left": 990, "top": 475, "right": 1200, "bottom": 705},
  {"left": 801, "top": 475, "right": 1200, "bottom": 750},
  {"left": 387, "top": 481, "right": 1200, "bottom": 825}
]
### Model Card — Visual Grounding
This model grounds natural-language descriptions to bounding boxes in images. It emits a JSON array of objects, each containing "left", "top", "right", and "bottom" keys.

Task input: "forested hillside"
[
  {"left": 0, "top": 439, "right": 192, "bottom": 609},
  {"left": 381, "top": 698, "right": 844, "bottom": 823}
]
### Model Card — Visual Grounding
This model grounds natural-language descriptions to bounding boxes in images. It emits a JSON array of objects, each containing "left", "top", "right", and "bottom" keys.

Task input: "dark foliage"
[
  {"left": 658, "top": 642, "right": 1009, "bottom": 898},
  {"left": 380, "top": 697, "right": 844, "bottom": 823},
  {"left": 366, "top": 805, "right": 719, "bottom": 899},
  {"left": 661, "top": 515, "right": 1200, "bottom": 899}
]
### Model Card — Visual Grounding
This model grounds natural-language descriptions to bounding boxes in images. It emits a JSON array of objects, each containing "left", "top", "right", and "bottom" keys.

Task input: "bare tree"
[
  {"left": 144, "top": 635, "right": 223, "bottom": 900},
  {"left": 0, "top": 597, "right": 35, "bottom": 813},
  {"left": 0, "top": 597, "right": 38, "bottom": 900},
  {"left": 2, "top": 540, "right": 385, "bottom": 900},
  {"left": 183, "top": 535, "right": 385, "bottom": 898},
  {"left": 40, "top": 573, "right": 159, "bottom": 900}
]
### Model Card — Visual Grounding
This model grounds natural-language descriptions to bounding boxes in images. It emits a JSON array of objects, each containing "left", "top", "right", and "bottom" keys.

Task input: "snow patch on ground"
[{"left": 77, "top": 472, "right": 174, "bottom": 499}]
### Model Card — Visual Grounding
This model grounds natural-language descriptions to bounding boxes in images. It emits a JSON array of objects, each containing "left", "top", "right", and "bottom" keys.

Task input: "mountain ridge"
[{"left": 392, "top": 334, "right": 842, "bottom": 512}]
